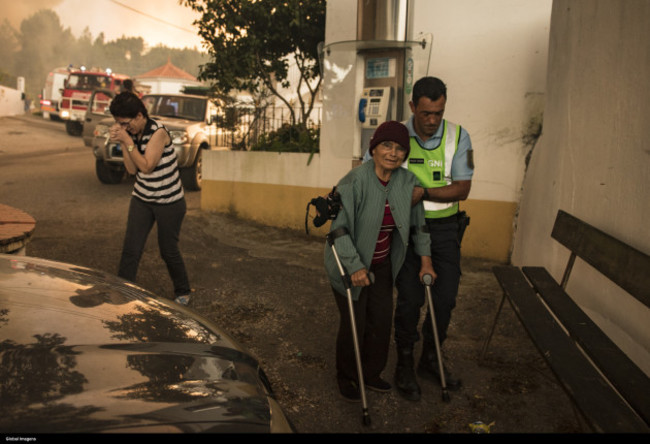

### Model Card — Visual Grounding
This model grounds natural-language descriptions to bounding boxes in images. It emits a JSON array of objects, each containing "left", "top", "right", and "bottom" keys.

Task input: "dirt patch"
[{"left": 169, "top": 210, "right": 583, "bottom": 433}]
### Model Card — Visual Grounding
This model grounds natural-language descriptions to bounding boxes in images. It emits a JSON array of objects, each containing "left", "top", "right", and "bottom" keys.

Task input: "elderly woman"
[{"left": 324, "top": 121, "right": 435, "bottom": 402}]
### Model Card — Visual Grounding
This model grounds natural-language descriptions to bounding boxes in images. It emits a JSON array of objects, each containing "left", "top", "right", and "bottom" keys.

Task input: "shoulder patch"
[{"left": 467, "top": 150, "right": 475, "bottom": 170}]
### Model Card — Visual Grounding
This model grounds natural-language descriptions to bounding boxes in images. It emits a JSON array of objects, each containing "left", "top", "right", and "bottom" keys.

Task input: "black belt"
[{"left": 425, "top": 213, "right": 459, "bottom": 224}]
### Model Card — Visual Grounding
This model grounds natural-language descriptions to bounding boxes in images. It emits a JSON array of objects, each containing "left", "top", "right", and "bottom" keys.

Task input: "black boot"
[
  {"left": 418, "top": 346, "right": 462, "bottom": 391},
  {"left": 394, "top": 347, "right": 421, "bottom": 401}
]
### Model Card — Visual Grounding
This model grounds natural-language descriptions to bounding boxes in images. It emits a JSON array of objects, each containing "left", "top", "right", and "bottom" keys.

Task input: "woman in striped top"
[
  {"left": 324, "top": 121, "right": 435, "bottom": 402},
  {"left": 109, "top": 92, "right": 192, "bottom": 306}
]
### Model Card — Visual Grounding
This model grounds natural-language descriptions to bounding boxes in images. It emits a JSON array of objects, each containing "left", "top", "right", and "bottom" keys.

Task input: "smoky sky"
[
  {"left": 1, "top": 0, "right": 65, "bottom": 28},
  {"left": 1, "top": 0, "right": 202, "bottom": 50}
]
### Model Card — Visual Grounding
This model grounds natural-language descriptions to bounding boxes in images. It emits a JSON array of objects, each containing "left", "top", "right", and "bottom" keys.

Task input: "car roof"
[{"left": 143, "top": 93, "right": 208, "bottom": 100}]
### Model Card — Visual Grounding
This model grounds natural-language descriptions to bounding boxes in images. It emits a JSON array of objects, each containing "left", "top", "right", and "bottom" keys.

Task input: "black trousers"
[
  {"left": 333, "top": 258, "right": 393, "bottom": 383},
  {"left": 394, "top": 217, "right": 461, "bottom": 350},
  {"left": 118, "top": 196, "right": 191, "bottom": 297}
]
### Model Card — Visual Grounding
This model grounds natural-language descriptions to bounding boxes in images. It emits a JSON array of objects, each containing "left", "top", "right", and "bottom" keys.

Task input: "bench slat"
[
  {"left": 493, "top": 266, "right": 650, "bottom": 433},
  {"left": 523, "top": 266, "right": 650, "bottom": 426},
  {"left": 551, "top": 210, "right": 650, "bottom": 308}
]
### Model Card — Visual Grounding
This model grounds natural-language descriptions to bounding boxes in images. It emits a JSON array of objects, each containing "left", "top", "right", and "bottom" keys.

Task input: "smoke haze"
[{"left": 1, "top": 0, "right": 203, "bottom": 49}]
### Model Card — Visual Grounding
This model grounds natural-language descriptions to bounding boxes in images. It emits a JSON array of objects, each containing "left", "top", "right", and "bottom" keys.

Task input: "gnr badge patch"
[{"left": 467, "top": 149, "right": 475, "bottom": 170}]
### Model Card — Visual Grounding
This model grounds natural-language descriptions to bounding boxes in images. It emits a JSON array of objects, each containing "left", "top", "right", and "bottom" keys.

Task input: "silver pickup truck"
[{"left": 84, "top": 91, "right": 228, "bottom": 191}]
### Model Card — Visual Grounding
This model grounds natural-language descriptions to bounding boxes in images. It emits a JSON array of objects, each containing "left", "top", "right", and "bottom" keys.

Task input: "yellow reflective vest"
[{"left": 404, "top": 120, "right": 461, "bottom": 219}]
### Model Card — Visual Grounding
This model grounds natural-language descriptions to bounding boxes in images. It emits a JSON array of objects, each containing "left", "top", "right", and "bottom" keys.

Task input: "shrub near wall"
[{"left": 250, "top": 124, "right": 320, "bottom": 163}]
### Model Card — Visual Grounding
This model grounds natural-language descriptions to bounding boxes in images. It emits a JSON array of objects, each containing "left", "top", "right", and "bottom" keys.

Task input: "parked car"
[
  {"left": 0, "top": 254, "right": 295, "bottom": 434},
  {"left": 87, "top": 92, "right": 230, "bottom": 191},
  {"left": 82, "top": 89, "right": 115, "bottom": 148}
]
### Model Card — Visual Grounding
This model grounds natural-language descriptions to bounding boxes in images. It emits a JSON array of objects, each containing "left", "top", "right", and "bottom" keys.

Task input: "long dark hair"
[{"left": 109, "top": 92, "right": 148, "bottom": 119}]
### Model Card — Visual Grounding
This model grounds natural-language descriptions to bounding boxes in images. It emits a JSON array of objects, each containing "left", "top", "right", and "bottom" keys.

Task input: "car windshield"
[
  {"left": 142, "top": 95, "right": 206, "bottom": 121},
  {"left": 67, "top": 74, "right": 112, "bottom": 91}
]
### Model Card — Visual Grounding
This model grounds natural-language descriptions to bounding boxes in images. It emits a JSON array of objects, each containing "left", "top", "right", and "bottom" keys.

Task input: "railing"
[{"left": 212, "top": 104, "right": 322, "bottom": 150}]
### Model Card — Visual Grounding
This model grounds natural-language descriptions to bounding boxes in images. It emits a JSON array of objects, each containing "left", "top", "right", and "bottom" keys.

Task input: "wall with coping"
[{"left": 0, "top": 86, "right": 25, "bottom": 117}]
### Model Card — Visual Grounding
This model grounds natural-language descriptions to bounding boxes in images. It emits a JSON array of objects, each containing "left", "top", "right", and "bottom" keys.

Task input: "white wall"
[
  {"left": 408, "top": 0, "right": 552, "bottom": 204},
  {"left": 314, "top": 0, "right": 553, "bottom": 260},
  {"left": 0, "top": 86, "right": 25, "bottom": 117},
  {"left": 512, "top": 0, "right": 650, "bottom": 374},
  {"left": 136, "top": 79, "right": 203, "bottom": 94},
  {"left": 321, "top": 0, "right": 552, "bottom": 200}
]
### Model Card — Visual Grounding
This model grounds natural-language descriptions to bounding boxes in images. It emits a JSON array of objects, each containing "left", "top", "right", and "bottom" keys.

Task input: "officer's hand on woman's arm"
[{"left": 412, "top": 186, "right": 425, "bottom": 206}]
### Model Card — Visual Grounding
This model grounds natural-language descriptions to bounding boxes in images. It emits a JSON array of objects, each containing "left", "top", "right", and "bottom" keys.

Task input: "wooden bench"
[{"left": 481, "top": 209, "right": 650, "bottom": 433}]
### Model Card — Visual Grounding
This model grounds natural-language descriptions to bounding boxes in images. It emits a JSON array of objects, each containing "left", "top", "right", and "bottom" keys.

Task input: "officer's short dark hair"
[{"left": 412, "top": 77, "right": 447, "bottom": 106}]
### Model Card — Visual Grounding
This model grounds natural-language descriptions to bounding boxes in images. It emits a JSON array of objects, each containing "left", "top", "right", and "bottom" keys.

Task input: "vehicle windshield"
[
  {"left": 67, "top": 74, "right": 112, "bottom": 91},
  {"left": 142, "top": 95, "right": 206, "bottom": 121}
]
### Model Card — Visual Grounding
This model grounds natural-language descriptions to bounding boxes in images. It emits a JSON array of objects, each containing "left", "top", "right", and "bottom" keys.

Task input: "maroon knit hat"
[{"left": 369, "top": 120, "right": 411, "bottom": 157}]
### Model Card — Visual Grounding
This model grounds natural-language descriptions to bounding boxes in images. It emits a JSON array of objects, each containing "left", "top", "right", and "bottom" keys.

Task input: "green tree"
[
  {"left": 182, "top": 0, "right": 325, "bottom": 128},
  {"left": 0, "top": 19, "right": 19, "bottom": 82},
  {"left": 12, "top": 10, "right": 76, "bottom": 100}
]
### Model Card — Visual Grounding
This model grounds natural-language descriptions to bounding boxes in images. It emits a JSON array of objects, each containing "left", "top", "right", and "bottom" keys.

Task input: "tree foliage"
[{"left": 182, "top": 0, "right": 325, "bottom": 128}]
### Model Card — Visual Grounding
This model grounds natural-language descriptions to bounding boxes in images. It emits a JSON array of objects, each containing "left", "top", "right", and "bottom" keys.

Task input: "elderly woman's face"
[{"left": 374, "top": 141, "right": 407, "bottom": 171}]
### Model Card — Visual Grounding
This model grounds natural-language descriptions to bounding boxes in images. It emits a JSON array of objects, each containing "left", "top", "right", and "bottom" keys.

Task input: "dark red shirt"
[{"left": 372, "top": 179, "right": 396, "bottom": 264}]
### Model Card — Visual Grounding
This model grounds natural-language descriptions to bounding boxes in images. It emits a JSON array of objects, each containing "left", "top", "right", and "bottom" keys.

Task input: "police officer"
[{"left": 394, "top": 76, "right": 474, "bottom": 401}]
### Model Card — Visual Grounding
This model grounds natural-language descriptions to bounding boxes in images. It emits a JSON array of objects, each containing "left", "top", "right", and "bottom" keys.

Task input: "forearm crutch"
[
  {"left": 423, "top": 273, "right": 451, "bottom": 402},
  {"left": 327, "top": 227, "right": 372, "bottom": 426}
]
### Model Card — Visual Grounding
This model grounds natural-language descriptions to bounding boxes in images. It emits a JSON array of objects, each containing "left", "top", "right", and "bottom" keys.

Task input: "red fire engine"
[{"left": 59, "top": 66, "right": 129, "bottom": 136}]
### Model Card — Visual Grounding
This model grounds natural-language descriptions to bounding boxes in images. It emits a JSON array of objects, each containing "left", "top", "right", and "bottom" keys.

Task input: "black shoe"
[
  {"left": 418, "top": 355, "right": 462, "bottom": 391},
  {"left": 337, "top": 378, "right": 361, "bottom": 402},
  {"left": 394, "top": 348, "right": 421, "bottom": 401},
  {"left": 366, "top": 377, "right": 391, "bottom": 393},
  {"left": 395, "top": 365, "right": 421, "bottom": 401}
]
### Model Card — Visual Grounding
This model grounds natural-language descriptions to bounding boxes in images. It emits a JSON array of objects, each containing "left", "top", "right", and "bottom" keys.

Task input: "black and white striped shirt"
[{"left": 130, "top": 119, "right": 184, "bottom": 204}]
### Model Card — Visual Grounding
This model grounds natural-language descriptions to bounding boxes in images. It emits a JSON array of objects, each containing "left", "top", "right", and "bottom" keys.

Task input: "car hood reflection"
[{"left": 0, "top": 255, "right": 277, "bottom": 433}]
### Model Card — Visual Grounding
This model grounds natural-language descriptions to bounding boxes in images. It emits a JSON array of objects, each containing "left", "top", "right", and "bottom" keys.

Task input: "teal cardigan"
[{"left": 324, "top": 160, "right": 431, "bottom": 300}]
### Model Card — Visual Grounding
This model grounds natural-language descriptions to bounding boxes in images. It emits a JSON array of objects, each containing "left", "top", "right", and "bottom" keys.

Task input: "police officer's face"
[{"left": 410, "top": 95, "right": 446, "bottom": 140}]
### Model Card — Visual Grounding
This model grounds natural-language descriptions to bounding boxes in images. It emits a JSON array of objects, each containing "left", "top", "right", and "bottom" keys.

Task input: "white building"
[
  {"left": 0, "top": 77, "right": 26, "bottom": 117},
  {"left": 135, "top": 59, "right": 203, "bottom": 94}
]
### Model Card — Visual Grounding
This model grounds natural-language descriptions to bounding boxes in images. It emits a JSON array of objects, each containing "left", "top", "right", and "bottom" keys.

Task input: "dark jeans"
[
  {"left": 333, "top": 258, "right": 393, "bottom": 383},
  {"left": 394, "top": 217, "right": 461, "bottom": 350},
  {"left": 118, "top": 197, "right": 191, "bottom": 297}
]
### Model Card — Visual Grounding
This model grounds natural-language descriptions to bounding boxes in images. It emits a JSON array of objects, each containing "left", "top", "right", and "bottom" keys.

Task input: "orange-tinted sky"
[{"left": 2, "top": 0, "right": 204, "bottom": 50}]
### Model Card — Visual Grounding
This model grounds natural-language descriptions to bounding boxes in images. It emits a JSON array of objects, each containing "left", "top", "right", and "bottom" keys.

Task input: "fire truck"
[
  {"left": 40, "top": 67, "right": 69, "bottom": 121},
  {"left": 59, "top": 66, "right": 129, "bottom": 136}
]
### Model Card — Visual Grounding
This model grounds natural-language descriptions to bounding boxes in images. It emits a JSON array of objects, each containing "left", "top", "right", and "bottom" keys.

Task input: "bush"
[{"left": 250, "top": 124, "right": 320, "bottom": 154}]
